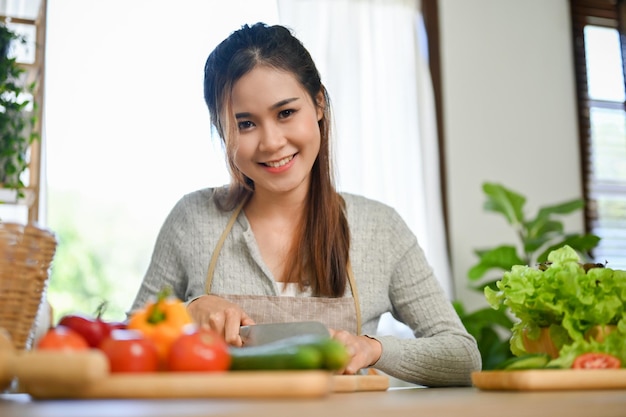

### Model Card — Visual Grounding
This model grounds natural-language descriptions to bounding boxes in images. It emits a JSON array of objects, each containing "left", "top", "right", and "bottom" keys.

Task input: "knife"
[{"left": 239, "top": 321, "right": 330, "bottom": 347}]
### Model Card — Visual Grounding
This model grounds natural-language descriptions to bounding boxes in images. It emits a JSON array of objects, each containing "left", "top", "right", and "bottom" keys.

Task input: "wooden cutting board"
[
  {"left": 332, "top": 374, "right": 390, "bottom": 392},
  {"left": 472, "top": 369, "right": 626, "bottom": 391},
  {"left": 24, "top": 370, "right": 332, "bottom": 399},
  {"left": 1, "top": 344, "right": 388, "bottom": 399},
  {"left": 23, "top": 373, "right": 389, "bottom": 399}
]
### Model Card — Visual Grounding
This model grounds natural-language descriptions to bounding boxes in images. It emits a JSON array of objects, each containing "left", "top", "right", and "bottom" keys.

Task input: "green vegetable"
[
  {"left": 495, "top": 353, "right": 551, "bottom": 370},
  {"left": 485, "top": 245, "right": 626, "bottom": 367},
  {"left": 229, "top": 334, "right": 350, "bottom": 371},
  {"left": 456, "top": 182, "right": 599, "bottom": 371}
]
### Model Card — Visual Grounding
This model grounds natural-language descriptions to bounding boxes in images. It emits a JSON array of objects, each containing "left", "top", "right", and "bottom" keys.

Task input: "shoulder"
[
  {"left": 340, "top": 192, "right": 412, "bottom": 237},
  {"left": 340, "top": 192, "right": 401, "bottom": 222},
  {"left": 340, "top": 192, "right": 418, "bottom": 263},
  {"left": 177, "top": 187, "right": 220, "bottom": 208},
  {"left": 166, "top": 186, "right": 232, "bottom": 224}
]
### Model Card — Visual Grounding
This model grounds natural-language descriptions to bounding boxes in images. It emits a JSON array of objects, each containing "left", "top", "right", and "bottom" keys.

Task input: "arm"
[
  {"left": 343, "top": 195, "right": 481, "bottom": 386},
  {"left": 130, "top": 190, "right": 255, "bottom": 345},
  {"left": 130, "top": 207, "right": 188, "bottom": 313},
  {"left": 372, "top": 240, "right": 482, "bottom": 386}
]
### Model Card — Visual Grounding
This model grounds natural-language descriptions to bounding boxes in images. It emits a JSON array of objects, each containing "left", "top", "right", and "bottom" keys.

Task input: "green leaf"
[
  {"left": 452, "top": 300, "right": 467, "bottom": 317},
  {"left": 536, "top": 234, "right": 601, "bottom": 263},
  {"left": 482, "top": 183, "right": 526, "bottom": 226},
  {"left": 468, "top": 245, "right": 525, "bottom": 280},
  {"left": 525, "top": 199, "right": 583, "bottom": 240},
  {"left": 461, "top": 306, "right": 515, "bottom": 333},
  {"left": 474, "top": 327, "right": 515, "bottom": 370},
  {"left": 535, "top": 199, "right": 585, "bottom": 218},
  {"left": 523, "top": 234, "right": 557, "bottom": 255},
  {"left": 524, "top": 219, "right": 564, "bottom": 243}
]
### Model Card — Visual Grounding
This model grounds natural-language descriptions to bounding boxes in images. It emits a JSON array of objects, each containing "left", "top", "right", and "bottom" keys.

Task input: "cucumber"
[
  {"left": 316, "top": 338, "right": 350, "bottom": 371},
  {"left": 495, "top": 353, "right": 551, "bottom": 371},
  {"left": 229, "top": 334, "right": 349, "bottom": 371}
]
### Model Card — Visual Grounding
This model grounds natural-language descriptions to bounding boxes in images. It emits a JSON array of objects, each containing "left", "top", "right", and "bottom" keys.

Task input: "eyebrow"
[{"left": 235, "top": 97, "right": 300, "bottom": 119}]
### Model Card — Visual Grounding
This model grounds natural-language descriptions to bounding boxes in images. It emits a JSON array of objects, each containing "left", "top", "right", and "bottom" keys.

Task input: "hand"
[
  {"left": 329, "top": 328, "right": 382, "bottom": 374},
  {"left": 187, "top": 295, "right": 255, "bottom": 347}
]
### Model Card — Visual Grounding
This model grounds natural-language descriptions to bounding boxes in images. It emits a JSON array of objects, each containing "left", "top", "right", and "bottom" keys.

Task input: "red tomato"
[
  {"left": 107, "top": 321, "right": 128, "bottom": 331},
  {"left": 58, "top": 314, "right": 112, "bottom": 348},
  {"left": 99, "top": 329, "right": 159, "bottom": 373},
  {"left": 167, "top": 326, "right": 231, "bottom": 372},
  {"left": 36, "top": 326, "right": 90, "bottom": 351},
  {"left": 58, "top": 303, "right": 128, "bottom": 348},
  {"left": 572, "top": 352, "right": 621, "bottom": 369}
]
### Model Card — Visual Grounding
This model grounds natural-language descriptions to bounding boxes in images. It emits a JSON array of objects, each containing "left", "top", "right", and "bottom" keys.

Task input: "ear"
[{"left": 315, "top": 90, "right": 325, "bottom": 121}]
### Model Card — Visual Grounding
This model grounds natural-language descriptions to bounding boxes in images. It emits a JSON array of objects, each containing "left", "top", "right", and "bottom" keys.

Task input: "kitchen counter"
[{"left": 1, "top": 386, "right": 625, "bottom": 417}]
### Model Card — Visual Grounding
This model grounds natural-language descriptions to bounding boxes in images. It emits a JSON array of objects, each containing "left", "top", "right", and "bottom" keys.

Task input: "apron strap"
[
  {"left": 346, "top": 260, "right": 362, "bottom": 335},
  {"left": 205, "top": 198, "right": 362, "bottom": 335},
  {"left": 205, "top": 198, "right": 247, "bottom": 294}
]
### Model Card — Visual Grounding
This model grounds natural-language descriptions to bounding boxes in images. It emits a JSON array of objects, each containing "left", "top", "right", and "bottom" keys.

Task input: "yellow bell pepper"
[{"left": 127, "top": 288, "right": 193, "bottom": 364}]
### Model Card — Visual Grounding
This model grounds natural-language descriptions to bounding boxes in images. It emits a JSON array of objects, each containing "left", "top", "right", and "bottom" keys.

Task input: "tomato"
[
  {"left": 572, "top": 352, "right": 622, "bottom": 369},
  {"left": 167, "top": 326, "right": 231, "bottom": 372},
  {"left": 58, "top": 314, "right": 112, "bottom": 348},
  {"left": 99, "top": 329, "right": 159, "bottom": 373},
  {"left": 58, "top": 303, "right": 128, "bottom": 348},
  {"left": 36, "top": 326, "right": 90, "bottom": 351},
  {"left": 108, "top": 321, "right": 128, "bottom": 331}
]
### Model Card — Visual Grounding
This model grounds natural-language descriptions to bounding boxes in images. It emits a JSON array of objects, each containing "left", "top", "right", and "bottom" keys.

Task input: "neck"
[{"left": 245, "top": 188, "right": 308, "bottom": 221}]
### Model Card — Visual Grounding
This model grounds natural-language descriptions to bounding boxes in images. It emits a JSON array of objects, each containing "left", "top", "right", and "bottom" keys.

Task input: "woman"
[{"left": 131, "top": 22, "right": 481, "bottom": 386}]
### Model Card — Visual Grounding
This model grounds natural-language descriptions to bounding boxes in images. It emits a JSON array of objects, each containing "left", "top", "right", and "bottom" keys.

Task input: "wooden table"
[{"left": 1, "top": 386, "right": 625, "bottom": 417}]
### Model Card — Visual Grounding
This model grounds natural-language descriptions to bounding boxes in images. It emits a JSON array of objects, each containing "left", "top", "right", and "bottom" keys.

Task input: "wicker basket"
[{"left": 0, "top": 222, "right": 57, "bottom": 350}]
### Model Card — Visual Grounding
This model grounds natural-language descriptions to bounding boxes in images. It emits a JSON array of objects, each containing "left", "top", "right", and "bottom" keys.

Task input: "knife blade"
[{"left": 239, "top": 321, "right": 330, "bottom": 347}]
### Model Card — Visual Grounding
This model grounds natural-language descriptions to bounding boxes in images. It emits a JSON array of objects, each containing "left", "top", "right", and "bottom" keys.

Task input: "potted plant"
[
  {"left": 0, "top": 22, "right": 38, "bottom": 201},
  {"left": 453, "top": 182, "right": 601, "bottom": 369}
]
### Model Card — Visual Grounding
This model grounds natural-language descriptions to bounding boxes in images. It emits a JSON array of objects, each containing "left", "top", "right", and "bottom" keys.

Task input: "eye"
[
  {"left": 278, "top": 109, "right": 296, "bottom": 119},
  {"left": 237, "top": 120, "right": 255, "bottom": 131}
]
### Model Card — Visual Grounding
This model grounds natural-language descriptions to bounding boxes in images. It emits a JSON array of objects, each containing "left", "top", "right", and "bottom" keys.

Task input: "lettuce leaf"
[{"left": 484, "top": 245, "right": 626, "bottom": 365}]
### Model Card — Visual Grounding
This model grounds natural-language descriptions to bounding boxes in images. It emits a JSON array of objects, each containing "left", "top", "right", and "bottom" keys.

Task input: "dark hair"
[{"left": 203, "top": 23, "right": 350, "bottom": 297}]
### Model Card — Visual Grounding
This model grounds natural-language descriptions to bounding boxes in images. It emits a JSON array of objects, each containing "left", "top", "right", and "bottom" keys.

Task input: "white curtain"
[{"left": 277, "top": 0, "right": 453, "bottom": 300}]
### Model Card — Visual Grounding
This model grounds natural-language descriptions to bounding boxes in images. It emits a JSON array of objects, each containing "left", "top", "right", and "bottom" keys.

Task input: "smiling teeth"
[{"left": 265, "top": 155, "right": 293, "bottom": 168}]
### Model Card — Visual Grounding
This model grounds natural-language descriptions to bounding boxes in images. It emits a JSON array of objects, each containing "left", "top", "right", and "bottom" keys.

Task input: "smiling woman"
[{"left": 43, "top": 1, "right": 447, "bottom": 348}]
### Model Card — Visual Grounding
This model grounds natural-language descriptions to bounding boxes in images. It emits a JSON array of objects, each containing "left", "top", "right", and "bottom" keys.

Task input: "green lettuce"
[{"left": 485, "top": 245, "right": 626, "bottom": 367}]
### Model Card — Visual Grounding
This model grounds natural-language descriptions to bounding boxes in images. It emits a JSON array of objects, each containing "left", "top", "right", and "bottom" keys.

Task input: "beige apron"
[{"left": 205, "top": 200, "right": 362, "bottom": 335}]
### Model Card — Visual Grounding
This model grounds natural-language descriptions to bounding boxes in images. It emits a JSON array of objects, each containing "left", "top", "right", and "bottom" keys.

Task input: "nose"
[{"left": 258, "top": 122, "right": 286, "bottom": 152}]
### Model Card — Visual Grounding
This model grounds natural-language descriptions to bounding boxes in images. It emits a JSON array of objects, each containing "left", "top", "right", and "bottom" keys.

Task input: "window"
[{"left": 570, "top": 0, "right": 626, "bottom": 269}]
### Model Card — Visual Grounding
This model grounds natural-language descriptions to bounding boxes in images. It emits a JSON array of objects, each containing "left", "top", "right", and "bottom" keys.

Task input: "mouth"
[{"left": 261, "top": 154, "right": 296, "bottom": 168}]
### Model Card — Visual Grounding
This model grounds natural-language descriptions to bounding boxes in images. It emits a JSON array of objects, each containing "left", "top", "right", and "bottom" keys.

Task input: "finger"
[
  {"left": 331, "top": 329, "right": 352, "bottom": 345},
  {"left": 223, "top": 307, "right": 245, "bottom": 346},
  {"left": 330, "top": 330, "right": 364, "bottom": 374},
  {"left": 240, "top": 313, "right": 255, "bottom": 327},
  {"left": 207, "top": 312, "right": 226, "bottom": 337},
  {"left": 344, "top": 359, "right": 361, "bottom": 375}
]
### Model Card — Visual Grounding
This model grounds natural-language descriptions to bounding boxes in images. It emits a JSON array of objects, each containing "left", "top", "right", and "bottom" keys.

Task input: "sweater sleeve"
[
  {"left": 348, "top": 196, "right": 482, "bottom": 386},
  {"left": 371, "top": 240, "right": 482, "bottom": 386},
  {"left": 129, "top": 195, "right": 193, "bottom": 313}
]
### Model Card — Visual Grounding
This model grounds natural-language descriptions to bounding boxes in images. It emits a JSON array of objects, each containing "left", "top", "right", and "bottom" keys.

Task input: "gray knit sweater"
[{"left": 130, "top": 187, "right": 482, "bottom": 386}]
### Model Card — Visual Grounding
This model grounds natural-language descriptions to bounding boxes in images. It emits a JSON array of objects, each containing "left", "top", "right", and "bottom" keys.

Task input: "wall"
[{"left": 439, "top": 0, "right": 584, "bottom": 310}]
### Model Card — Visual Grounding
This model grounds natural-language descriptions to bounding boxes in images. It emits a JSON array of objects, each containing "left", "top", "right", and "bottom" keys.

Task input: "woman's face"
[{"left": 229, "top": 66, "right": 323, "bottom": 198}]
